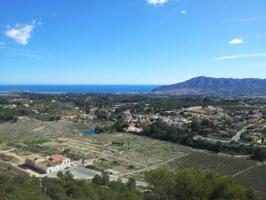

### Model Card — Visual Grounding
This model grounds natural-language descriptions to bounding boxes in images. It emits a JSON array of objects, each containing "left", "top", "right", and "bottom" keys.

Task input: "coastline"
[{"left": 0, "top": 85, "right": 160, "bottom": 94}]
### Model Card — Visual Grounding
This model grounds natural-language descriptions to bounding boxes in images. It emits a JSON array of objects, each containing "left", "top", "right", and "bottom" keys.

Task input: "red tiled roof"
[{"left": 49, "top": 155, "right": 68, "bottom": 163}]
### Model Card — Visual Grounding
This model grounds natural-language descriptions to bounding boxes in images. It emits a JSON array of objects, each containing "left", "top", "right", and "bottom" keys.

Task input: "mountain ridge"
[{"left": 153, "top": 76, "right": 266, "bottom": 96}]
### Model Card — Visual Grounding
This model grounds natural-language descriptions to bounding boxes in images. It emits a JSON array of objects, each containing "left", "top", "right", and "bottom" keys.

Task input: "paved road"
[
  {"left": 194, "top": 135, "right": 231, "bottom": 144},
  {"left": 194, "top": 125, "right": 254, "bottom": 145},
  {"left": 231, "top": 125, "right": 252, "bottom": 142}
]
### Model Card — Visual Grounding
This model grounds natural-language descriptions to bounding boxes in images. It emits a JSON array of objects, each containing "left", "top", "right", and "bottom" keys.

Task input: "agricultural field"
[
  {"left": 0, "top": 117, "right": 76, "bottom": 142},
  {"left": 235, "top": 164, "right": 266, "bottom": 199},
  {"left": 0, "top": 119, "right": 192, "bottom": 177},
  {"left": 0, "top": 118, "right": 265, "bottom": 199},
  {"left": 167, "top": 151, "right": 266, "bottom": 199},
  {"left": 0, "top": 159, "right": 23, "bottom": 176},
  {"left": 53, "top": 133, "right": 192, "bottom": 176}
]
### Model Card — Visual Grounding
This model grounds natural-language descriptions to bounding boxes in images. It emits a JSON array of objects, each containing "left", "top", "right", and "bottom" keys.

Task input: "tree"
[
  {"left": 114, "top": 119, "right": 128, "bottom": 132},
  {"left": 95, "top": 125, "right": 104, "bottom": 133},
  {"left": 127, "top": 177, "right": 136, "bottom": 190},
  {"left": 92, "top": 172, "right": 109, "bottom": 186},
  {"left": 145, "top": 168, "right": 258, "bottom": 200},
  {"left": 101, "top": 171, "right": 110, "bottom": 185},
  {"left": 92, "top": 174, "right": 103, "bottom": 185},
  {"left": 95, "top": 109, "right": 109, "bottom": 120},
  {"left": 251, "top": 148, "right": 266, "bottom": 161},
  {"left": 190, "top": 118, "right": 201, "bottom": 132},
  {"left": 57, "top": 171, "right": 64, "bottom": 179}
]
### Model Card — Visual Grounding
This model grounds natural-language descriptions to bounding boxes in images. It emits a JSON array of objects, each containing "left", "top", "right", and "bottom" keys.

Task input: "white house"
[{"left": 26, "top": 154, "right": 71, "bottom": 174}]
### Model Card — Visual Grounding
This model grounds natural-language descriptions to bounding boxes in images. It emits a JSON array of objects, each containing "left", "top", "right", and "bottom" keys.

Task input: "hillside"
[{"left": 153, "top": 76, "right": 266, "bottom": 96}]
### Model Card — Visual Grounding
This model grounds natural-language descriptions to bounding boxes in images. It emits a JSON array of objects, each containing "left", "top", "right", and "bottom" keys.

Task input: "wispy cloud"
[
  {"left": 229, "top": 38, "right": 244, "bottom": 45},
  {"left": 214, "top": 52, "right": 266, "bottom": 61},
  {"left": 180, "top": 9, "right": 187, "bottom": 15},
  {"left": 147, "top": 0, "right": 168, "bottom": 6},
  {"left": 4, "top": 20, "right": 39, "bottom": 45}
]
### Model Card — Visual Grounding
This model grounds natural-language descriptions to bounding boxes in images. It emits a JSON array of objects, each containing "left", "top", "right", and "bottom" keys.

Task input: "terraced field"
[
  {"left": 167, "top": 151, "right": 266, "bottom": 199},
  {"left": 0, "top": 120, "right": 265, "bottom": 199},
  {"left": 0, "top": 117, "right": 75, "bottom": 142},
  {"left": 235, "top": 164, "right": 266, "bottom": 199},
  {"left": 168, "top": 152, "right": 255, "bottom": 175},
  {"left": 0, "top": 159, "right": 25, "bottom": 176},
  {"left": 62, "top": 133, "right": 192, "bottom": 174}
]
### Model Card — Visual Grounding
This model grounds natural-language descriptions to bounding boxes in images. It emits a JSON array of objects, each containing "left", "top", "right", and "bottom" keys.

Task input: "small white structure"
[{"left": 26, "top": 155, "right": 70, "bottom": 174}]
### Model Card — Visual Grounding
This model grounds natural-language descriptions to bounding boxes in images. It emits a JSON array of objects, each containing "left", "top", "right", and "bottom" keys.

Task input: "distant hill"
[{"left": 153, "top": 76, "right": 266, "bottom": 96}]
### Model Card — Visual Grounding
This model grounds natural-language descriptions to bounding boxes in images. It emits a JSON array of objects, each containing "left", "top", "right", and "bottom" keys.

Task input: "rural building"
[
  {"left": 126, "top": 123, "right": 143, "bottom": 133},
  {"left": 25, "top": 154, "right": 70, "bottom": 174}
]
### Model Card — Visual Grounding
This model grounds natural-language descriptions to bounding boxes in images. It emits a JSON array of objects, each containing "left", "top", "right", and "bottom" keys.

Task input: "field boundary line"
[
  {"left": 118, "top": 153, "right": 191, "bottom": 177},
  {"left": 232, "top": 163, "right": 264, "bottom": 177}
]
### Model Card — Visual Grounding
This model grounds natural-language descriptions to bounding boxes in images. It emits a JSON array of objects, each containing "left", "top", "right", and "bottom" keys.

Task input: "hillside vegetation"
[{"left": 0, "top": 169, "right": 257, "bottom": 200}]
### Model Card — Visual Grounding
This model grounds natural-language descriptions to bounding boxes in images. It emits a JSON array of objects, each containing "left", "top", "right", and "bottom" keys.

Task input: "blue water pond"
[{"left": 81, "top": 129, "right": 96, "bottom": 135}]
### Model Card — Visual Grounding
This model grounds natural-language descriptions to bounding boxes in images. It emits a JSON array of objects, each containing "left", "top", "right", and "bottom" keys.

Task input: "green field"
[{"left": 27, "top": 138, "right": 50, "bottom": 145}]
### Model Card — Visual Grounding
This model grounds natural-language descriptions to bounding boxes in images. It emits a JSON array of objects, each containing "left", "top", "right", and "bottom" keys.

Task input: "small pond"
[{"left": 81, "top": 129, "right": 96, "bottom": 135}]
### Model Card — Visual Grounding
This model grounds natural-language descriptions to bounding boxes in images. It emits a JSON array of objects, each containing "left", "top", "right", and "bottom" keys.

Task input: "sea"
[{"left": 0, "top": 85, "right": 159, "bottom": 94}]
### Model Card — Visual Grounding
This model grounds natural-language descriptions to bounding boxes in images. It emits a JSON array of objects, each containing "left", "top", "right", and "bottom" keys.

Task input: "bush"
[
  {"left": 251, "top": 148, "right": 266, "bottom": 161},
  {"left": 145, "top": 168, "right": 258, "bottom": 200}
]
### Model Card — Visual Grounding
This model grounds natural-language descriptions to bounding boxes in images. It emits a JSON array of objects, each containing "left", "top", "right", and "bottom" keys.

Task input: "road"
[
  {"left": 194, "top": 125, "right": 253, "bottom": 145},
  {"left": 194, "top": 135, "right": 231, "bottom": 144},
  {"left": 231, "top": 125, "right": 252, "bottom": 142}
]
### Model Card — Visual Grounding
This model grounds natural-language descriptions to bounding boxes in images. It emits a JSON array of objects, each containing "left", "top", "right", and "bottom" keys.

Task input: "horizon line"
[{"left": 0, "top": 83, "right": 164, "bottom": 86}]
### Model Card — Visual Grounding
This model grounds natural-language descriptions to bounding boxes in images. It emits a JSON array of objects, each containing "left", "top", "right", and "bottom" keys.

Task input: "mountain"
[{"left": 153, "top": 76, "right": 266, "bottom": 96}]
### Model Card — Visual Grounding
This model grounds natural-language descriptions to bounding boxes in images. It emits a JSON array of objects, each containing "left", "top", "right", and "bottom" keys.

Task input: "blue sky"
[{"left": 0, "top": 0, "right": 265, "bottom": 84}]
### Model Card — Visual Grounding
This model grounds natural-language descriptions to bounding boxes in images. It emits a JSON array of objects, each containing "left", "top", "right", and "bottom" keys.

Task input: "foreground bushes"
[
  {"left": 0, "top": 168, "right": 257, "bottom": 200},
  {"left": 145, "top": 168, "right": 257, "bottom": 200}
]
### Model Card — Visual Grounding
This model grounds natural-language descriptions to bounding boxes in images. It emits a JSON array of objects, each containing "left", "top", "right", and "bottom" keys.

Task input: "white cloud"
[
  {"left": 229, "top": 38, "right": 244, "bottom": 45},
  {"left": 214, "top": 52, "right": 266, "bottom": 61},
  {"left": 147, "top": 0, "right": 168, "bottom": 5},
  {"left": 180, "top": 10, "right": 187, "bottom": 14},
  {"left": 5, "top": 21, "right": 37, "bottom": 45}
]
